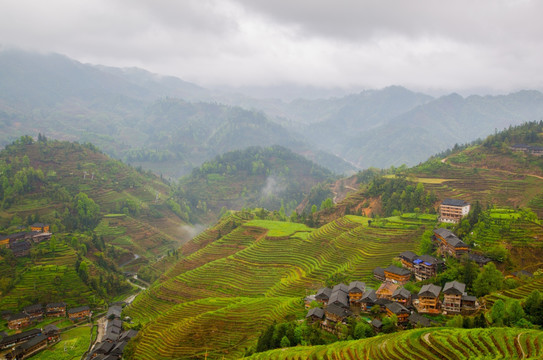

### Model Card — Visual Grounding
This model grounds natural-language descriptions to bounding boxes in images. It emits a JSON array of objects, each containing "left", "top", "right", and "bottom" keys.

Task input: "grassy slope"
[{"left": 245, "top": 327, "right": 543, "bottom": 360}]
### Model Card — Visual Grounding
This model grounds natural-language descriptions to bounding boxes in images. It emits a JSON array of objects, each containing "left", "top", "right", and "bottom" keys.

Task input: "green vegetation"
[
  {"left": 176, "top": 146, "right": 334, "bottom": 221},
  {"left": 35, "top": 325, "right": 94, "bottom": 360},
  {"left": 245, "top": 327, "right": 543, "bottom": 359},
  {"left": 124, "top": 213, "right": 423, "bottom": 358}
]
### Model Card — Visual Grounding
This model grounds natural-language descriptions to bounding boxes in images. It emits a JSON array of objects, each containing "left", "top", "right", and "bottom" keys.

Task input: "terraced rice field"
[
  {"left": 0, "top": 244, "right": 93, "bottom": 310},
  {"left": 245, "top": 327, "right": 543, "bottom": 360},
  {"left": 125, "top": 215, "right": 422, "bottom": 358},
  {"left": 485, "top": 277, "right": 543, "bottom": 306}
]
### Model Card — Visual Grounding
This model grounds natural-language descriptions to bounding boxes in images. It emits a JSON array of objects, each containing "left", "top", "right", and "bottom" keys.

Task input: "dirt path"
[
  {"left": 95, "top": 317, "right": 106, "bottom": 344},
  {"left": 441, "top": 157, "right": 543, "bottom": 180},
  {"left": 515, "top": 332, "right": 526, "bottom": 359}
]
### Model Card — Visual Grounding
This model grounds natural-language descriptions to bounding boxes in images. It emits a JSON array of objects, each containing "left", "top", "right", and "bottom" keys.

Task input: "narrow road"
[{"left": 515, "top": 332, "right": 526, "bottom": 359}]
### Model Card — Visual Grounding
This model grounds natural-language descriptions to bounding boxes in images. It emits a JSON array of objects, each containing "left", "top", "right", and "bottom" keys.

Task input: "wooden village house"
[
  {"left": 433, "top": 228, "right": 469, "bottom": 258},
  {"left": 358, "top": 289, "right": 377, "bottom": 312},
  {"left": 8, "top": 313, "right": 30, "bottom": 330},
  {"left": 439, "top": 198, "right": 470, "bottom": 223},
  {"left": 385, "top": 302, "right": 410, "bottom": 324},
  {"left": 399, "top": 251, "right": 443, "bottom": 280},
  {"left": 376, "top": 282, "right": 398, "bottom": 300},
  {"left": 417, "top": 284, "right": 442, "bottom": 314},
  {"left": 68, "top": 306, "right": 91, "bottom": 321},
  {"left": 391, "top": 287, "right": 412, "bottom": 307},
  {"left": 30, "top": 223, "right": 50, "bottom": 233},
  {"left": 24, "top": 304, "right": 44, "bottom": 321},
  {"left": 305, "top": 307, "right": 325, "bottom": 323},
  {"left": 348, "top": 281, "right": 365, "bottom": 305},
  {"left": 442, "top": 281, "right": 465, "bottom": 313},
  {"left": 45, "top": 302, "right": 66, "bottom": 317},
  {"left": 315, "top": 287, "right": 332, "bottom": 306},
  {"left": 383, "top": 265, "right": 411, "bottom": 285}
]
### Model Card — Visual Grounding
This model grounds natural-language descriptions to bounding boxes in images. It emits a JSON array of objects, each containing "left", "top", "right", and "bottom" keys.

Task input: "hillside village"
[{"left": 302, "top": 198, "right": 529, "bottom": 338}]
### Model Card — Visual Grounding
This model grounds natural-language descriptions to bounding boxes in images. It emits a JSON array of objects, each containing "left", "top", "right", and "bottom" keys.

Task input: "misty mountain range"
[{"left": 1, "top": 48, "right": 543, "bottom": 177}]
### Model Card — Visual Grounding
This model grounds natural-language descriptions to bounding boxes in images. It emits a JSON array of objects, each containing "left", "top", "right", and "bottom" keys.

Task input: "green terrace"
[
  {"left": 245, "top": 327, "right": 543, "bottom": 360},
  {"left": 125, "top": 215, "right": 422, "bottom": 358}
]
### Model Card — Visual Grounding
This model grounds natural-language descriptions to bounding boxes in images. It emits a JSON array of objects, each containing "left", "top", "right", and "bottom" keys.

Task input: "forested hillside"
[
  {"left": 175, "top": 145, "right": 334, "bottom": 221},
  {"left": 0, "top": 136, "right": 188, "bottom": 312}
]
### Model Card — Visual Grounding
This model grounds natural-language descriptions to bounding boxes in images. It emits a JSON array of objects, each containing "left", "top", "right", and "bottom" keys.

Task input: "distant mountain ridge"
[{"left": 2, "top": 48, "right": 543, "bottom": 175}]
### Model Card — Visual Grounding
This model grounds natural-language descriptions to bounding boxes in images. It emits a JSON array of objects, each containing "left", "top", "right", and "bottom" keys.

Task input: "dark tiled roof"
[
  {"left": 315, "top": 287, "right": 332, "bottom": 300},
  {"left": 306, "top": 307, "right": 325, "bottom": 319},
  {"left": 399, "top": 251, "right": 418, "bottom": 262},
  {"left": 31, "top": 223, "right": 48, "bottom": 228},
  {"left": 443, "top": 281, "right": 466, "bottom": 295},
  {"left": 385, "top": 302, "right": 410, "bottom": 315},
  {"left": 348, "top": 281, "right": 365, "bottom": 293},
  {"left": 43, "top": 324, "right": 59, "bottom": 334},
  {"left": 384, "top": 265, "right": 411, "bottom": 277},
  {"left": 332, "top": 283, "right": 349, "bottom": 294},
  {"left": 107, "top": 305, "right": 122, "bottom": 318},
  {"left": 433, "top": 228, "right": 466, "bottom": 248},
  {"left": 19, "top": 334, "right": 47, "bottom": 350},
  {"left": 68, "top": 306, "right": 90, "bottom": 314},
  {"left": 373, "top": 267, "right": 385, "bottom": 277},
  {"left": 371, "top": 318, "right": 382, "bottom": 328},
  {"left": 9, "top": 313, "right": 29, "bottom": 321},
  {"left": 46, "top": 302, "right": 66, "bottom": 309},
  {"left": 111, "top": 341, "right": 127, "bottom": 355},
  {"left": 462, "top": 295, "right": 477, "bottom": 302},
  {"left": 325, "top": 303, "right": 352, "bottom": 318},
  {"left": 94, "top": 341, "right": 114, "bottom": 354},
  {"left": 329, "top": 289, "right": 349, "bottom": 308},
  {"left": 442, "top": 199, "right": 469, "bottom": 207},
  {"left": 416, "top": 254, "right": 442, "bottom": 265},
  {"left": 468, "top": 253, "right": 492, "bottom": 265},
  {"left": 375, "top": 298, "right": 392, "bottom": 306},
  {"left": 24, "top": 304, "right": 43, "bottom": 313},
  {"left": 360, "top": 289, "right": 377, "bottom": 303},
  {"left": 408, "top": 313, "right": 432, "bottom": 327},
  {"left": 119, "top": 329, "right": 138, "bottom": 342},
  {"left": 419, "top": 284, "right": 441, "bottom": 298},
  {"left": 392, "top": 287, "right": 411, "bottom": 299},
  {"left": 0, "top": 329, "right": 41, "bottom": 347},
  {"left": 513, "top": 270, "right": 533, "bottom": 278}
]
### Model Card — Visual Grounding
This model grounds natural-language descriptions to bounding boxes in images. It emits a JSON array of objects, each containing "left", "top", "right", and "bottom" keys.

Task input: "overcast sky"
[{"left": 1, "top": 0, "right": 542, "bottom": 95}]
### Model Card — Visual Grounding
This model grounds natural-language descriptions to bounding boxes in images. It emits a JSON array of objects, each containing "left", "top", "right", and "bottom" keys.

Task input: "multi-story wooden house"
[
  {"left": 30, "top": 223, "right": 50, "bottom": 233},
  {"left": 0, "top": 329, "right": 41, "bottom": 350},
  {"left": 305, "top": 307, "right": 325, "bottom": 323},
  {"left": 7, "top": 334, "right": 48, "bottom": 360},
  {"left": 383, "top": 265, "right": 411, "bottom": 284},
  {"left": 398, "top": 251, "right": 418, "bottom": 271},
  {"left": 43, "top": 324, "right": 60, "bottom": 343},
  {"left": 348, "top": 281, "right": 365, "bottom": 305},
  {"left": 433, "top": 228, "right": 469, "bottom": 258},
  {"left": 24, "top": 304, "right": 44, "bottom": 321},
  {"left": 46, "top": 302, "right": 67, "bottom": 317},
  {"left": 328, "top": 289, "right": 349, "bottom": 309},
  {"left": 442, "top": 281, "right": 465, "bottom": 313},
  {"left": 8, "top": 313, "right": 30, "bottom": 330},
  {"left": 68, "top": 306, "right": 91, "bottom": 321},
  {"left": 373, "top": 267, "right": 386, "bottom": 282},
  {"left": 385, "top": 302, "right": 410, "bottom": 324},
  {"left": 315, "top": 287, "right": 332, "bottom": 305},
  {"left": 358, "top": 289, "right": 377, "bottom": 312},
  {"left": 439, "top": 199, "right": 470, "bottom": 223},
  {"left": 413, "top": 255, "right": 443, "bottom": 281},
  {"left": 376, "top": 282, "right": 398, "bottom": 300},
  {"left": 417, "top": 284, "right": 442, "bottom": 314},
  {"left": 391, "top": 287, "right": 412, "bottom": 306}
]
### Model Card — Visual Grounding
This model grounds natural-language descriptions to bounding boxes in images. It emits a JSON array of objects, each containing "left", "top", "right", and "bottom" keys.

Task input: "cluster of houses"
[
  {"left": 306, "top": 277, "right": 479, "bottom": 333},
  {"left": 0, "top": 223, "right": 52, "bottom": 257},
  {"left": 0, "top": 325, "right": 60, "bottom": 360},
  {"left": 4, "top": 302, "right": 91, "bottom": 330},
  {"left": 510, "top": 144, "right": 543, "bottom": 157},
  {"left": 304, "top": 202, "right": 487, "bottom": 334},
  {"left": 86, "top": 304, "right": 138, "bottom": 360}
]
